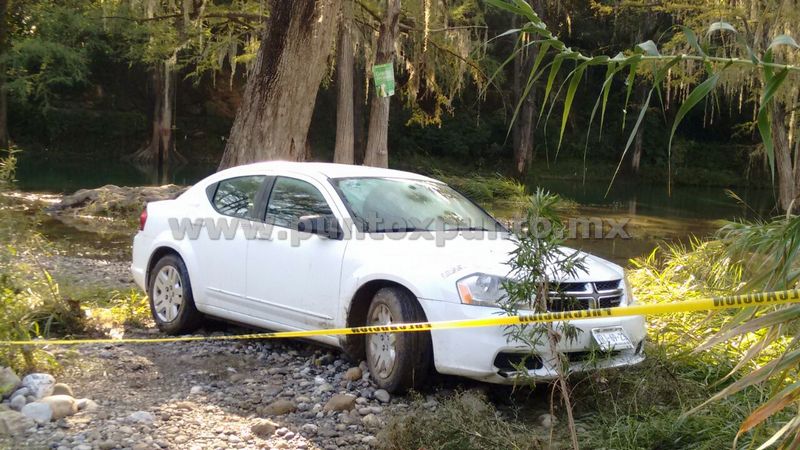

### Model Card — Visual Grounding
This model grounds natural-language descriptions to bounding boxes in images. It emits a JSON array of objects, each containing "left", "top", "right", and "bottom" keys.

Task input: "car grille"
[
  {"left": 493, "top": 352, "right": 544, "bottom": 372},
  {"left": 548, "top": 280, "right": 623, "bottom": 312}
]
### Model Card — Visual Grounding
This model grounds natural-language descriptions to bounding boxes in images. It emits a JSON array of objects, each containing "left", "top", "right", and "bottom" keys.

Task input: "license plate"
[{"left": 591, "top": 326, "right": 634, "bottom": 351}]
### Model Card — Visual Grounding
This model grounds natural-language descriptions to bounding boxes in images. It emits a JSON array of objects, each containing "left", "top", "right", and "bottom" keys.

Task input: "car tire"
[
  {"left": 365, "top": 287, "right": 432, "bottom": 392},
  {"left": 147, "top": 254, "right": 203, "bottom": 335}
]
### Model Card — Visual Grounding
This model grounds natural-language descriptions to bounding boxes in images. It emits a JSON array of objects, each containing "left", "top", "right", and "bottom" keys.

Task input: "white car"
[{"left": 131, "top": 161, "right": 646, "bottom": 392}]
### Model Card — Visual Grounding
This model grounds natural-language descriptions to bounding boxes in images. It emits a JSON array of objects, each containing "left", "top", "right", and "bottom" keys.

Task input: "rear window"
[{"left": 211, "top": 175, "right": 266, "bottom": 219}]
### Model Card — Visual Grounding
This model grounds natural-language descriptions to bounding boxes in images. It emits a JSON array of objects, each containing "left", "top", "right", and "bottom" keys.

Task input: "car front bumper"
[{"left": 418, "top": 298, "right": 647, "bottom": 384}]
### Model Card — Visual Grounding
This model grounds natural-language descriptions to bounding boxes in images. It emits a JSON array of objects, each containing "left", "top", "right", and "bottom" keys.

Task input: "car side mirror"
[{"left": 296, "top": 214, "right": 343, "bottom": 240}]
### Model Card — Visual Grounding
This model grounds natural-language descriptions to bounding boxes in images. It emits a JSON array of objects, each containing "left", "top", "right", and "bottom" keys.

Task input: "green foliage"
[
  {"left": 487, "top": 0, "right": 800, "bottom": 194},
  {"left": 435, "top": 172, "right": 529, "bottom": 205},
  {"left": 3, "top": 2, "right": 106, "bottom": 108},
  {"left": 0, "top": 147, "right": 19, "bottom": 187},
  {"left": 627, "top": 230, "right": 799, "bottom": 448},
  {"left": 0, "top": 234, "right": 80, "bottom": 373},
  {"left": 377, "top": 391, "right": 540, "bottom": 450}
]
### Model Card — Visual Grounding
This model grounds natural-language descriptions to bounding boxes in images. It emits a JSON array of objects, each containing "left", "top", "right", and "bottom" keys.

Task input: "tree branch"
[{"left": 102, "top": 12, "right": 266, "bottom": 23}]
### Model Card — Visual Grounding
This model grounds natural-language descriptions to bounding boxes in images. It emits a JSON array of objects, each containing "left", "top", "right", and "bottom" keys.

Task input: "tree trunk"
[
  {"left": 353, "top": 60, "right": 366, "bottom": 164},
  {"left": 771, "top": 102, "right": 798, "bottom": 212},
  {"left": 0, "top": 0, "right": 10, "bottom": 149},
  {"left": 333, "top": 0, "right": 354, "bottom": 164},
  {"left": 631, "top": 125, "right": 643, "bottom": 174},
  {"left": 219, "top": 0, "right": 341, "bottom": 169},
  {"left": 129, "top": 54, "right": 182, "bottom": 172},
  {"left": 512, "top": 38, "right": 536, "bottom": 177},
  {"left": 363, "top": 0, "right": 401, "bottom": 168},
  {"left": 630, "top": 84, "right": 646, "bottom": 174}
]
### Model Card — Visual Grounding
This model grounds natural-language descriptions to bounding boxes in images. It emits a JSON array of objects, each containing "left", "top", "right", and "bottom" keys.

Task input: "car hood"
[{"left": 345, "top": 231, "right": 624, "bottom": 302}]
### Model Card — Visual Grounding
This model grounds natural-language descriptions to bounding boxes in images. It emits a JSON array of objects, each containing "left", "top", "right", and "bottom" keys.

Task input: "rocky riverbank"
[
  {"left": 1, "top": 334, "right": 421, "bottom": 450},
  {"left": 1, "top": 188, "right": 559, "bottom": 450}
]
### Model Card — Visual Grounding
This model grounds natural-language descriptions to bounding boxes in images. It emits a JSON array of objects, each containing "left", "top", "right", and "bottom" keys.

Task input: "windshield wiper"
[{"left": 451, "top": 226, "right": 490, "bottom": 231}]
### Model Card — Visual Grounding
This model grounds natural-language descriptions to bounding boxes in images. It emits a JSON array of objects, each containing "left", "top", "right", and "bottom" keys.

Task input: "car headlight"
[
  {"left": 624, "top": 273, "right": 637, "bottom": 305},
  {"left": 456, "top": 273, "right": 507, "bottom": 307}
]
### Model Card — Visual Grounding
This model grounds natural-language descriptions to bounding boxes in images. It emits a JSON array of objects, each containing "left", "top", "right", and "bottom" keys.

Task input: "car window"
[
  {"left": 266, "top": 177, "right": 334, "bottom": 228},
  {"left": 332, "top": 177, "right": 503, "bottom": 232},
  {"left": 212, "top": 175, "right": 266, "bottom": 219}
]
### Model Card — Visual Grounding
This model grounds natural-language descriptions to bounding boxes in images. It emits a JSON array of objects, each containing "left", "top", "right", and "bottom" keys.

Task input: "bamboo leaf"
[
  {"left": 707, "top": 21, "right": 737, "bottom": 37},
  {"left": 621, "top": 58, "right": 640, "bottom": 131},
  {"left": 606, "top": 89, "right": 652, "bottom": 197},
  {"left": 505, "top": 43, "right": 553, "bottom": 139},
  {"left": 511, "top": 0, "right": 540, "bottom": 22},
  {"left": 599, "top": 62, "right": 618, "bottom": 136},
  {"left": 696, "top": 305, "right": 800, "bottom": 351},
  {"left": 681, "top": 25, "right": 714, "bottom": 72},
  {"left": 540, "top": 53, "right": 565, "bottom": 118},
  {"left": 755, "top": 415, "right": 800, "bottom": 450},
  {"left": 757, "top": 68, "right": 789, "bottom": 182},
  {"left": 681, "top": 26, "right": 705, "bottom": 56},
  {"left": 738, "top": 381, "right": 800, "bottom": 433},
  {"left": 668, "top": 73, "right": 720, "bottom": 169},
  {"left": 685, "top": 348, "right": 800, "bottom": 417},
  {"left": 485, "top": 0, "right": 540, "bottom": 23},
  {"left": 558, "top": 62, "right": 588, "bottom": 156},
  {"left": 637, "top": 40, "right": 660, "bottom": 56},
  {"left": 493, "top": 28, "right": 523, "bottom": 39},
  {"left": 583, "top": 62, "right": 621, "bottom": 183},
  {"left": 768, "top": 34, "right": 800, "bottom": 51}
]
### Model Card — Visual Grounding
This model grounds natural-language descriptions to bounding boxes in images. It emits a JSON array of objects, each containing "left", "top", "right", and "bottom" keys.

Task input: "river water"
[{"left": 15, "top": 157, "right": 777, "bottom": 266}]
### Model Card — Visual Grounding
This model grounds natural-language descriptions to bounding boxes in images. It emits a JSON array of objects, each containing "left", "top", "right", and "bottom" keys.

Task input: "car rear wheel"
[
  {"left": 148, "top": 254, "right": 203, "bottom": 334},
  {"left": 365, "top": 287, "right": 432, "bottom": 392}
]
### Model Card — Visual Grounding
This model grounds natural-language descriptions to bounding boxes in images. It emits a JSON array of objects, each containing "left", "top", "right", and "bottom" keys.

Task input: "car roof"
[{"left": 217, "top": 161, "right": 439, "bottom": 182}]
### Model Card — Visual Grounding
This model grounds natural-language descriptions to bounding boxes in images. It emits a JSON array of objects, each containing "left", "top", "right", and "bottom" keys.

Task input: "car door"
[
  {"left": 245, "top": 175, "right": 348, "bottom": 330},
  {"left": 194, "top": 174, "right": 269, "bottom": 314}
]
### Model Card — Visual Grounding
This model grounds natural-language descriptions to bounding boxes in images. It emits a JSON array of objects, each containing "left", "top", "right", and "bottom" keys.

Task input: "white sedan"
[{"left": 131, "top": 161, "right": 646, "bottom": 392}]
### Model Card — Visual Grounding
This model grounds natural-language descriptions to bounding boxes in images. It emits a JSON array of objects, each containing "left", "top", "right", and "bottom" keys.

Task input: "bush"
[
  {"left": 435, "top": 172, "right": 530, "bottom": 206},
  {"left": 0, "top": 147, "right": 19, "bottom": 187},
  {"left": 0, "top": 235, "right": 82, "bottom": 373}
]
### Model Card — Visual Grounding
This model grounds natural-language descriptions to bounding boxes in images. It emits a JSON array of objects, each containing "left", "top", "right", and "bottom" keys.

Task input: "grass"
[
  {"left": 0, "top": 192, "right": 151, "bottom": 373},
  {"left": 379, "top": 391, "right": 543, "bottom": 450}
]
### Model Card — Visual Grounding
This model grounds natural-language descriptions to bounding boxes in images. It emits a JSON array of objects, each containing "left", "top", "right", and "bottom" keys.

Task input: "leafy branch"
[{"left": 487, "top": 0, "right": 800, "bottom": 194}]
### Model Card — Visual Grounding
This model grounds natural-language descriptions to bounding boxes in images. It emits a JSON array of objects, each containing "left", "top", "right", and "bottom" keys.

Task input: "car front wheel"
[
  {"left": 147, "top": 254, "right": 203, "bottom": 334},
  {"left": 365, "top": 287, "right": 432, "bottom": 392}
]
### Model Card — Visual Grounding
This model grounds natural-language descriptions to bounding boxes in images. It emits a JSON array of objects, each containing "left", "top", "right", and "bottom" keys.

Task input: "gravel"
[{"left": 0, "top": 332, "right": 423, "bottom": 449}]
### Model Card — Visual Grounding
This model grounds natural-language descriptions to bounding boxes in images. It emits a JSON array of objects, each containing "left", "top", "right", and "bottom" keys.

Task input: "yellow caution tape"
[{"left": 2, "top": 289, "right": 799, "bottom": 346}]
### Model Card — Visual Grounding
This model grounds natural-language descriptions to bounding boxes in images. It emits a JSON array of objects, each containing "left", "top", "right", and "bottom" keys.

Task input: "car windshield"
[{"left": 332, "top": 177, "right": 504, "bottom": 233}]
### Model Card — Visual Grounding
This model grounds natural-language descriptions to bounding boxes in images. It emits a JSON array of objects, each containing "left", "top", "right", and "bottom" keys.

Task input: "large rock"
[
  {"left": 343, "top": 367, "right": 362, "bottom": 382},
  {"left": 250, "top": 419, "right": 278, "bottom": 438},
  {"left": 127, "top": 411, "right": 155, "bottom": 424},
  {"left": 21, "top": 373, "right": 55, "bottom": 400},
  {"left": 0, "top": 367, "right": 20, "bottom": 397},
  {"left": 373, "top": 389, "right": 391, "bottom": 403},
  {"left": 39, "top": 395, "right": 78, "bottom": 420},
  {"left": 20, "top": 402, "right": 53, "bottom": 424},
  {"left": 261, "top": 400, "right": 296, "bottom": 416},
  {"left": 323, "top": 394, "right": 356, "bottom": 412},
  {"left": 52, "top": 184, "right": 187, "bottom": 216},
  {"left": 76, "top": 398, "right": 98, "bottom": 412},
  {"left": 0, "top": 409, "right": 35, "bottom": 436},
  {"left": 51, "top": 383, "right": 74, "bottom": 397},
  {"left": 9, "top": 395, "right": 26, "bottom": 411}
]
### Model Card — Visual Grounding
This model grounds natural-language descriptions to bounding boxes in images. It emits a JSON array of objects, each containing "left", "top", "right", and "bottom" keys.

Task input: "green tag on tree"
[{"left": 372, "top": 63, "right": 395, "bottom": 97}]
